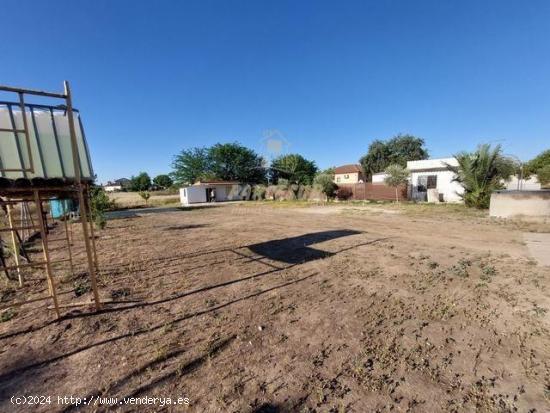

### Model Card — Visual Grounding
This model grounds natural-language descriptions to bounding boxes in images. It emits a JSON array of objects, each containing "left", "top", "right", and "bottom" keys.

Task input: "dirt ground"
[{"left": 0, "top": 202, "right": 549, "bottom": 412}]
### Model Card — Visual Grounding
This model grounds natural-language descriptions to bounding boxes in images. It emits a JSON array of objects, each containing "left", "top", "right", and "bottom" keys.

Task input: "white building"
[
  {"left": 180, "top": 181, "right": 251, "bottom": 205},
  {"left": 371, "top": 172, "right": 388, "bottom": 184},
  {"left": 102, "top": 183, "right": 122, "bottom": 192},
  {"left": 407, "top": 158, "right": 464, "bottom": 203},
  {"left": 505, "top": 175, "right": 541, "bottom": 191}
]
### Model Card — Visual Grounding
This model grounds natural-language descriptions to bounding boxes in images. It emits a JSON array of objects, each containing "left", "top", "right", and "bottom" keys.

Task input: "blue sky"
[{"left": 1, "top": 0, "right": 549, "bottom": 183}]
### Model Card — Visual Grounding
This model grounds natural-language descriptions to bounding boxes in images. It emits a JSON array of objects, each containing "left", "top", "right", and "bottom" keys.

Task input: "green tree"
[
  {"left": 130, "top": 172, "right": 151, "bottom": 191},
  {"left": 384, "top": 164, "right": 409, "bottom": 203},
  {"left": 360, "top": 135, "right": 428, "bottom": 178},
  {"left": 171, "top": 147, "right": 211, "bottom": 185},
  {"left": 319, "top": 167, "right": 335, "bottom": 175},
  {"left": 447, "top": 144, "right": 516, "bottom": 209},
  {"left": 525, "top": 149, "right": 550, "bottom": 177},
  {"left": 537, "top": 164, "right": 550, "bottom": 188},
  {"left": 89, "top": 186, "right": 113, "bottom": 229},
  {"left": 270, "top": 154, "right": 317, "bottom": 185},
  {"left": 139, "top": 191, "right": 151, "bottom": 205},
  {"left": 208, "top": 142, "right": 266, "bottom": 183},
  {"left": 314, "top": 173, "right": 338, "bottom": 199},
  {"left": 153, "top": 174, "right": 173, "bottom": 189}
]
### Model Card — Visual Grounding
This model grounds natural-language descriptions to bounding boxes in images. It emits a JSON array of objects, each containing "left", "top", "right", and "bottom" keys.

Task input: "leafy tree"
[
  {"left": 360, "top": 134, "right": 428, "bottom": 178},
  {"left": 525, "top": 149, "right": 550, "bottom": 177},
  {"left": 139, "top": 191, "right": 151, "bottom": 205},
  {"left": 89, "top": 186, "right": 113, "bottom": 229},
  {"left": 208, "top": 142, "right": 266, "bottom": 183},
  {"left": 130, "top": 172, "right": 151, "bottom": 191},
  {"left": 171, "top": 143, "right": 266, "bottom": 184},
  {"left": 171, "top": 147, "right": 211, "bottom": 185},
  {"left": 153, "top": 174, "right": 173, "bottom": 189},
  {"left": 270, "top": 154, "right": 317, "bottom": 185},
  {"left": 537, "top": 164, "right": 550, "bottom": 188},
  {"left": 314, "top": 173, "right": 337, "bottom": 199},
  {"left": 384, "top": 164, "right": 409, "bottom": 203},
  {"left": 447, "top": 144, "right": 516, "bottom": 209},
  {"left": 359, "top": 140, "right": 390, "bottom": 179},
  {"left": 319, "top": 167, "right": 335, "bottom": 175}
]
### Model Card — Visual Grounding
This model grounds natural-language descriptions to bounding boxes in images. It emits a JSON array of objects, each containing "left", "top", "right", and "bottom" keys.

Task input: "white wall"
[
  {"left": 180, "top": 186, "right": 207, "bottom": 205},
  {"left": 103, "top": 185, "right": 121, "bottom": 192},
  {"left": 180, "top": 184, "right": 251, "bottom": 205},
  {"left": 490, "top": 190, "right": 550, "bottom": 218},
  {"left": 371, "top": 173, "right": 388, "bottom": 183},
  {"left": 410, "top": 170, "right": 463, "bottom": 202},
  {"left": 505, "top": 175, "right": 541, "bottom": 191}
]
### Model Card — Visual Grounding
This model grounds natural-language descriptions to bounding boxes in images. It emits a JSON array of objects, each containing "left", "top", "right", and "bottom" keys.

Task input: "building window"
[
  {"left": 427, "top": 175, "right": 437, "bottom": 189},
  {"left": 344, "top": 174, "right": 349, "bottom": 179},
  {"left": 417, "top": 175, "right": 437, "bottom": 191},
  {"left": 336, "top": 177, "right": 341, "bottom": 182}
]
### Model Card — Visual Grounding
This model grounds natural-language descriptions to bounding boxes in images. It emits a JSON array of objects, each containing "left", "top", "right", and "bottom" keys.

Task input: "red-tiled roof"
[{"left": 334, "top": 164, "right": 363, "bottom": 174}]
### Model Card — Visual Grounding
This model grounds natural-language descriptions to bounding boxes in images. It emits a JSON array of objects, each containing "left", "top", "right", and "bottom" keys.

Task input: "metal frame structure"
[{"left": 0, "top": 82, "right": 101, "bottom": 319}]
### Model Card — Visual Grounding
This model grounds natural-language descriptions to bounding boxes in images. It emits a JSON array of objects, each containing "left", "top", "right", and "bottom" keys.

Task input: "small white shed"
[
  {"left": 180, "top": 181, "right": 251, "bottom": 205},
  {"left": 407, "top": 158, "right": 464, "bottom": 203}
]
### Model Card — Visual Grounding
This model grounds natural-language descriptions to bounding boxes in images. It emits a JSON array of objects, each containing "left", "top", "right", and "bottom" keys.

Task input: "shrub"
[
  {"left": 537, "top": 165, "right": 550, "bottom": 188},
  {"left": 89, "top": 186, "right": 113, "bottom": 229},
  {"left": 1, "top": 308, "right": 17, "bottom": 323},
  {"left": 314, "top": 173, "right": 337, "bottom": 199},
  {"left": 336, "top": 187, "right": 353, "bottom": 200},
  {"left": 139, "top": 191, "right": 151, "bottom": 205},
  {"left": 265, "top": 185, "right": 277, "bottom": 200},
  {"left": 447, "top": 144, "right": 516, "bottom": 209},
  {"left": 277, "top": 178, "right": 290, "bottom": 189},
  {"left": 252, "top": 184, "right": 267, "bottom": 200}
]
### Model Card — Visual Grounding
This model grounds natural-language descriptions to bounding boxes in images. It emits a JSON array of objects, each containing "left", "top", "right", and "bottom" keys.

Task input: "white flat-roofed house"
[
  {"left": 407, "top": 158, "right": 464, "bottom": 203},
  {"left": 180, "top": 181, "right": 251, "bottom": 205},
  {"left": 103, "top": 181, "right": 122, "bottom": 192}
]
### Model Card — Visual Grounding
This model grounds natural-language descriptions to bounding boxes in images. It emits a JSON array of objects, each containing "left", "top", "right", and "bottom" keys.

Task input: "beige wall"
[
  {"left": 334, "top": 172, "right": 361, "bottom": 184},
  {"left": 490, "top": 191, "right": 550, "bottom": 218}
]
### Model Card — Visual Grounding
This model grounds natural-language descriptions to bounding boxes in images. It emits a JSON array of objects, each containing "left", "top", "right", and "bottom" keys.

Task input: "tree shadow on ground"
[
  {"left": 162, "top": 224, "right": 208, "bottom": 231},
  {"left": 247, "top": 229, "right": 363, "bottom": 264},
  {"left": 0, "top": 273, "right": 318, "bottom": 389}
]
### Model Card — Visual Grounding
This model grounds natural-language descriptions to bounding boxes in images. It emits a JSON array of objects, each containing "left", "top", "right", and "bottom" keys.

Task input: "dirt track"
[{"left": 0, "top": 203, "right": 549, "bottom": 412}]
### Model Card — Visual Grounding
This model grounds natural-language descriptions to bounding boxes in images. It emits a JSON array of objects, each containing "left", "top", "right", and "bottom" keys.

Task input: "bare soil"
[{"left": 1, "top": 203, "right": 549, "bottom": 412}]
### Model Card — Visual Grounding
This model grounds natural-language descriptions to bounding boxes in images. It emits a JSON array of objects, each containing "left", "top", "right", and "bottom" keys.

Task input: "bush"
[
  {"left": 537, "top": 165, "right": 550, "bottom": 188},
  {"left": 265, "top": 185, "right": 277, "bottom": 200},
  {"left": 89, "top": 186, "right": 113, "bottom": 229},
  {"left": 139, "top": 191, "right": 151, "bottom": 205},
  {"left": 314, "top": 173, "right": 337, "bottom": 199},
  {"left": 336, "top": 187, "right": 353, "bottom": 200},
  {"left": 277, "top": 178, "right": 290, "bottom": 189},
  {"left": 252, "top": 184, "right": 267, "bottom": 200}
]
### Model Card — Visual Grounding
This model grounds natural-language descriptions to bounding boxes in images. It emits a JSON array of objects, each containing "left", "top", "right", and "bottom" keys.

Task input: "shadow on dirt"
[
  {"left": 162, "top": 224, "right": 208, "bottom": 231},
  {"left": 0, "top": 273, "right": 319, "bottom": 388},
  {"left": 60, "top": 335, "right": 236, "bottom": 412},
  {"left": 247, "top": 229, "right": 363, "bottom": 264}
]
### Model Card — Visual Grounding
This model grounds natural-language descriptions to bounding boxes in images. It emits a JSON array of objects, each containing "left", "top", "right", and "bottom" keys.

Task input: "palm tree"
[{"left": 447, "top": 144, "right": 515, "bottom": 209}]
